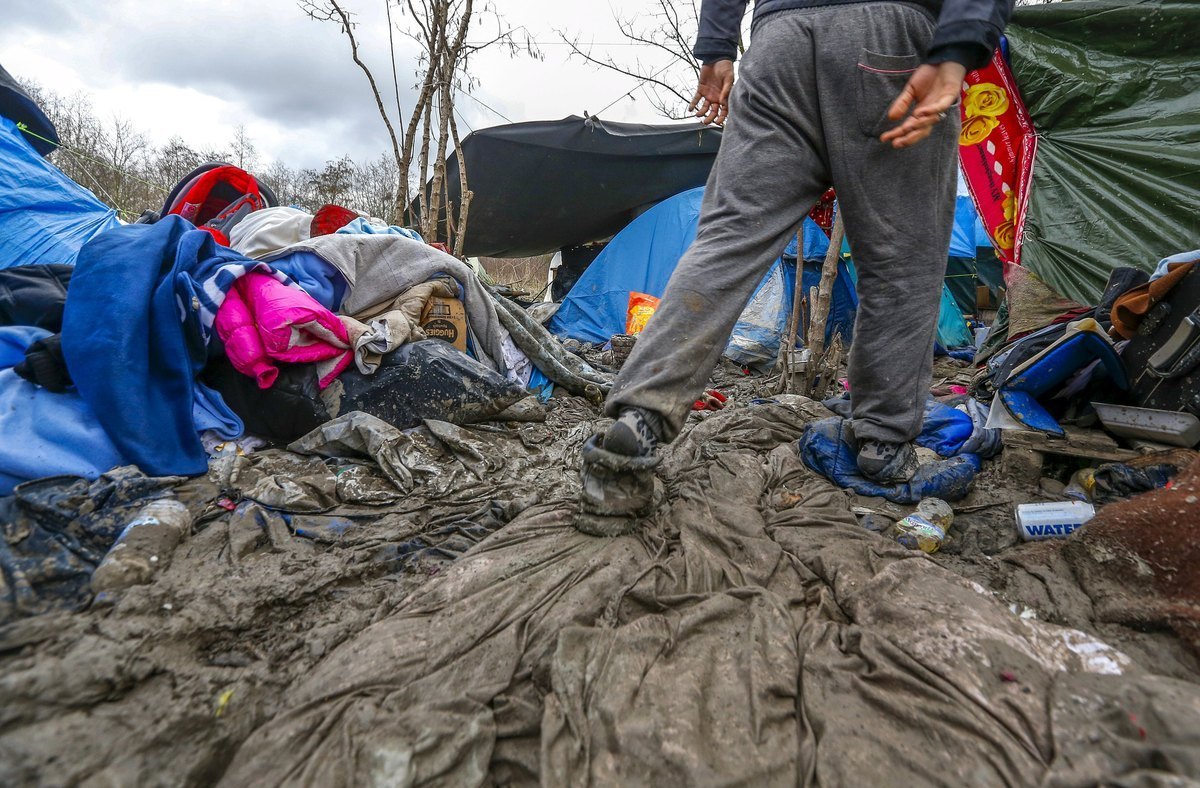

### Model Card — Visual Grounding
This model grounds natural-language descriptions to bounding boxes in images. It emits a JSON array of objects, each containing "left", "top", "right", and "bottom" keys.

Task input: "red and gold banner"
[{"left": 958, "top": 49, "right": 1036, "bottom": 267}]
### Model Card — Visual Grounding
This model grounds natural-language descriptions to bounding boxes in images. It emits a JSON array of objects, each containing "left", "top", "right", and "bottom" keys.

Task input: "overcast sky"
[{"left": 2, "top": 0, "right": 704, "bottom": 170}]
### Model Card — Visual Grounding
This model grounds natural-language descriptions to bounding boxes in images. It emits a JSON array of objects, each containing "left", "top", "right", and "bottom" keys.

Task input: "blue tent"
[
  {"left": 549, "top": 187, "right": 974, "bottom": 356},
  {"left": 0, "top": 115, "right": 119, "bottom": 269}
]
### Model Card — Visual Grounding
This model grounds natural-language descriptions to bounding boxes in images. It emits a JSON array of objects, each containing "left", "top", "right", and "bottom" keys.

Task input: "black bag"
[
  {"left": 204, "top": 340, "right": 529, "bottom": 442},
  {"left": 1122, "top": 264, "right": 1200, "bottom": 416}
]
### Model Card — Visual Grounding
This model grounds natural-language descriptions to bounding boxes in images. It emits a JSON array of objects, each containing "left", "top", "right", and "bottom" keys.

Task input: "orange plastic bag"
[{"left": 626, "top": 292, "right": 661, "bottom": 335}]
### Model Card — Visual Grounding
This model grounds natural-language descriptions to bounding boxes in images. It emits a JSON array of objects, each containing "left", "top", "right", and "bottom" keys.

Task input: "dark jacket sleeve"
[
  {"left": 926, "top": 0, "right": 1015, "bottom": 71},
  {"left": 692, "top": 0, "right": 750, "bottom": 64}
]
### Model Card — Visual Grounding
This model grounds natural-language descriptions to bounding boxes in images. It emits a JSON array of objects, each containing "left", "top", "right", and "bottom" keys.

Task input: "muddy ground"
[{"left": 1, "top": 359, "right": 1197, "bottom": 785}]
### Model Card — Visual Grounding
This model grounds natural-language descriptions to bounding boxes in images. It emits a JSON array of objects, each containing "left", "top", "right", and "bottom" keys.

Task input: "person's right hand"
[
  {"left": 880, "top": 61, "right": 967, "bottom": 148},
  {"left": 689, "top": 60, "right": 735, "bottom": 126}
]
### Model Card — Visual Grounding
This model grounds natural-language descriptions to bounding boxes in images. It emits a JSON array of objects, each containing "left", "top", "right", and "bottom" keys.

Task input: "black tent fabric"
[
  {"left": 434, "top": 115, "right": 722, "bottom": 258},
  {"left": 0, "top": 63, "right": 58, "bottom": 157}
]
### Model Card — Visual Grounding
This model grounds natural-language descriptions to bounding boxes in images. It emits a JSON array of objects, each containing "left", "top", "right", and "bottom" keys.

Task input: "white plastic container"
[
  {"left": 1015, "top": 501, "right": 1096, "bottom": 541},
  {"left": 92, "top": 499, "right": 193, "bottom": 592}
]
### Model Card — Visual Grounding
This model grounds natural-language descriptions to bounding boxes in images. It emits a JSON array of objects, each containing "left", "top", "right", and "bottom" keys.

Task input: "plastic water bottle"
[
  {"left": 893, "top": 498, "right": 955, "bottom": 554},
  {"left": 91, "top": 499, "right": 193, "bottom": 593}
]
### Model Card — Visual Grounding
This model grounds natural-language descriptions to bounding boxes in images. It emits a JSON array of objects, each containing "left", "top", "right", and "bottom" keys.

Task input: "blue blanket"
[
  {"left": 62, "top": 216, "right": 295, "bottom": 475},
  {"left": 823, "top": 395, "right": 1001, "bottom": 459},
  {"left": 797, "top": 417, "right": 982, "bottom": 504},
  {"left": 0, "top": 326, "right": 124, "bottom": 493}
]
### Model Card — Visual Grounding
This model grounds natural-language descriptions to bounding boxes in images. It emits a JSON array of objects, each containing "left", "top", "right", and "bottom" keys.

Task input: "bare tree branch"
[{"left": 299, "top": 0, "right": 405, "bottom": 221}]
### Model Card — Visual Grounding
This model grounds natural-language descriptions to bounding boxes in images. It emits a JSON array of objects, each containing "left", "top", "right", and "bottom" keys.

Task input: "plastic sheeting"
[
  {"left": 725, "top": 260, "right": 792, "bottom": 369},
  {"left": 435, "top": 115, "right": 722, "bottom": 257},
  {"left": 4, "top": 395, "right": 1200, "bottom": 784},
  {"left": 1008, "top": 0, "right": 1200, "bottom": 304},
  {"left": 0, "top": 116, "right": 119, "bottom": 269}
]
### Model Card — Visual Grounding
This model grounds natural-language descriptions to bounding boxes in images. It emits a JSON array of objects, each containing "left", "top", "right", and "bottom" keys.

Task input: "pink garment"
[{"left": 216, "top": 272, "right": 352, "bottom": 389}]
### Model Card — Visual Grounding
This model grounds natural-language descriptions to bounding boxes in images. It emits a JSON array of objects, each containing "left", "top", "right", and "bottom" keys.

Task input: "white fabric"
[
  {"left": 501, "top": 332, "right": 533, "bottom": 387},
  {"left": 229, "top": 207, "right": 314, "bottom": 260}
]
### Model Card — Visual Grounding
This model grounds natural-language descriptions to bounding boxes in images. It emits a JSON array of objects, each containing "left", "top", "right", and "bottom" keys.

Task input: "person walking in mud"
[{"left": 579, "top": 0, "right": 1013, "bottom": 523}]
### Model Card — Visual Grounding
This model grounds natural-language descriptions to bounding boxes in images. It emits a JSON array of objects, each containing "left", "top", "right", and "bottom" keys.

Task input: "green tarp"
[{"left": 1008, "top": 0, "right": 1200, "bottom": 305}]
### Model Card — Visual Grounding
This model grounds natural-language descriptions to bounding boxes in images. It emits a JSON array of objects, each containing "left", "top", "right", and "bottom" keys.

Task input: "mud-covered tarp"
[
  {"left": 1008, "top": 0, "right": 1200, "bottom": 304},
  {"left": 2, "top": 382, "right": 1199, "bottom": 785}
]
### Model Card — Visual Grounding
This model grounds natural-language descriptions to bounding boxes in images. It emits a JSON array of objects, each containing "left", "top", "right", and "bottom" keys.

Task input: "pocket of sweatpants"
[{"left": 856, "top": 49, "right": 922, "bottom": 138}]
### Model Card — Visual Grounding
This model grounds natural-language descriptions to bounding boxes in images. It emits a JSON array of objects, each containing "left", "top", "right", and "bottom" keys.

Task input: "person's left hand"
[
  {"left": 689, "top": 60, "right": 735, "bottom": 126},
  {"left": 881, "top": 61, "right": 967, "bottom": 148}
]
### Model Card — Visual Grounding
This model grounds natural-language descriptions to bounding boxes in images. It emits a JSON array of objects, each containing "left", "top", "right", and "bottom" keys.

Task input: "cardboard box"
[{"left": 420, "top": 296, "right": 467, "bottom": 352}]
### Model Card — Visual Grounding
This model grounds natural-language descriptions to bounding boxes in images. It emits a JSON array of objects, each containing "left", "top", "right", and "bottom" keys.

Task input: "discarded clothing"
[
  {"left": 262, "top": 234, "right": 511, "bottom": 375},
  {"left": 287, "top": 411, "right": 446, "bottom": 495},
  {"left": 192, "top": 381, "right": 244, "bottom": 441},
  {"left": 1065, "top": 451, "right": 1197, "bottom": 505},
  {"left": 1112, "top": 261, "right": 1198, "bottom": 340},
  {"left": 1151, "top": 249, "right": 1200, "bottom": 282},
  {"left": 824, "top": 394, "right": 1000, "bottom": 459},
  {"left": 61, "top": 216, "right": 303, "bottom": 476},
  {"left": 228, "top": 206, "right": 313, "bottom": 259},
  {"left": 215, "top": 271, "right": 352, "bottom": 390},
  {"left": 0, "top": 467, "right": 183, "bottom": 622},
  {"left": 310, "top": 204, "right": 359, "bottom": 237},
  {"left": 490, "top": 290, "right": 610, "bottom": 397},
  {"left": 13, "top": 332, "right": 70, "bottom": 392},
  {"left": 343, "top": 278, "right": 456, "bottom": 374},
  {"left": 335, "top": 217, "right": 423, "bottom": 241},
  {"left": 0, "top": 264, "right": 73, "bottom": 330},
  {"left": 0, "top": 326, "right": 125, "bottom": 494},
  {"left": 798, "top": 417, "right": 981, "bottom": 503},
  {"left": 262, "top": 250, "right": 347, "bottom": 311}
]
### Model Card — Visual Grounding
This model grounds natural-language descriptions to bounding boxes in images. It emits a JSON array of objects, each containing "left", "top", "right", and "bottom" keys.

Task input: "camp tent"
[
  {"left": 0, "top": 105, "right": 119, "bottom": 269},
  {"left": 945, "top": 172, "right": 1004, "bottom": 315},
  {"left": 1004, "top": 0, "right": 1199, "bottom": 304},
  {"left": 432, "top": 115, "right": 722, "bottom": 258},
  {"left": 0, "top": 62, "right": 57, "bottom": 157},
  {"left": 548, "top": 187, "right": 974, "bottom": 365}
]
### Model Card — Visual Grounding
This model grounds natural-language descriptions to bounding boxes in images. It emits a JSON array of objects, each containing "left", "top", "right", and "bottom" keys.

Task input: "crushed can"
[
  {"left": 893, "top": 513, "right": 947, "bottom": 554},
  {"left": 1015, "top": 501, "right": 1096, "bottom": 541}
]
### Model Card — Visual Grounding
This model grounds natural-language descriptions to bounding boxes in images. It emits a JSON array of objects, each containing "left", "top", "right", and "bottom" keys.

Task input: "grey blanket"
[{"left": 264, "top": 235, "right": 510, "bottom": 374}]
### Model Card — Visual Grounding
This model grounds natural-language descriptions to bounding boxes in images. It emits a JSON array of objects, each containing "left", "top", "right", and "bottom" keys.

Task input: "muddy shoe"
[
  {"left": 577, "top": 433, "right": 661, "bottom": 534},
  {"left": 857, "top": 439, "right": 918, "bottom": 485},
  {"left": 603, "top": 407, "right": 663, "bottom": 457}
]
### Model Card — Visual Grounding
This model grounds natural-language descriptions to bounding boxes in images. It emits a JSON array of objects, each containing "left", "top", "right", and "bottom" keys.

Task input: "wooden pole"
[
  {"left": 804, "top": 211, "right": 846, "bottom": 396},
  {"left": 778, "top": 224, "right": 805, "bottom": 393}
]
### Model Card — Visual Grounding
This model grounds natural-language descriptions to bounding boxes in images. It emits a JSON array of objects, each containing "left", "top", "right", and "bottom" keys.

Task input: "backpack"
[{"left": 160, "top": 162, "right": 279, "bottom": 244}]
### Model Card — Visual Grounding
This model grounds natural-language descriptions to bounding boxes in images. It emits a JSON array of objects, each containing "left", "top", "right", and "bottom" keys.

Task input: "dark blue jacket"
[{"left": 694, "top": 0, "right": 1014, "bottom": 71}]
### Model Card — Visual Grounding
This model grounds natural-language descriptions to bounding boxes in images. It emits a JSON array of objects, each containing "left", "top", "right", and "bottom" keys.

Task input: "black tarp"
[
  {"left": 431, "top": 115, "right": 722, "bottom": 258},
  {"left": 0, "top": 62, "right": 58, "bottom": 157}
]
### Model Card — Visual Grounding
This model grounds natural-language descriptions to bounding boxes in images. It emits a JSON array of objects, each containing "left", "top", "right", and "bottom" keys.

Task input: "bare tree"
[
  {"left": 229, "top": 124, "right": 259, "bottom": 171},
  {"left": 559, "top": 0, "right": 715, "bottom": 121},
  {"left": 300, "top": 0, "right": 538, "bottom": 253},
  {"left": 299, "top": 0, "right": 407, "bottom": 224}
]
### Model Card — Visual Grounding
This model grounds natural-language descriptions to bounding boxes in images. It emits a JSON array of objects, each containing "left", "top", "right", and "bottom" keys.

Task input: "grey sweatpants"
[{"left": 606, "top": 2, "right": 959, "bottom": 444}]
